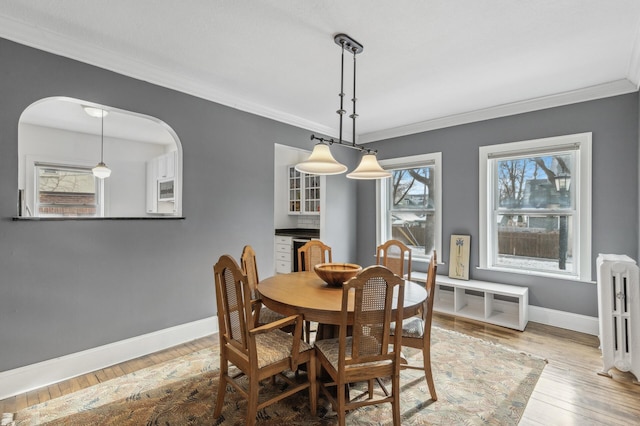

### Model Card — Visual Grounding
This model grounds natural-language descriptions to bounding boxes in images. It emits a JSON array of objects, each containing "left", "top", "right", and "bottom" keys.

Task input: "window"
[
  {"left": 479, "top": 133, "right": 592, "bottom": 280},
  {"left": 35, "top": 163, "right": 103, "bottom": 217},
  {"left": 377, "top": 153, "right": 442, "bottom": 262}
]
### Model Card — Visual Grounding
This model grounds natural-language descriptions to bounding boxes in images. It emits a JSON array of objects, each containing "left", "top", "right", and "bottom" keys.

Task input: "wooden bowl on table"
[{"left": 314, "top": 263, "right": 362, "bottom": 287}]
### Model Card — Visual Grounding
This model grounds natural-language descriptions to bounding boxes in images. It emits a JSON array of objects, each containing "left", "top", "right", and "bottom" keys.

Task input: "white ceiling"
[
  {"left": 20, "top": 97, "right": 176, "bottom": 145},
  {"left": 2, "top": 0, "right": 640, "bottom": 143}
]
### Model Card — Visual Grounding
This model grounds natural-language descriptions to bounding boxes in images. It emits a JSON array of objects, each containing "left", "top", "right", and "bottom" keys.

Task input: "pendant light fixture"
[
  {"left": 296, "top": 34, "right": 390, "bottom": 180},
  {"left": 84, "top": 106, "right": 112, "bottom": 179}
]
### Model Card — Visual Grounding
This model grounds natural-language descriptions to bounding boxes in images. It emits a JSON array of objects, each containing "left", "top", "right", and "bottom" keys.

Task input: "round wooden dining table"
[{"left": 258, "top": 270, "right": 427, "bottom": 328}]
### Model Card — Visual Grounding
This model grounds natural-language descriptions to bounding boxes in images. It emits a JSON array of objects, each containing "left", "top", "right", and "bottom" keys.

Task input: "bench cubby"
[{"left": 412, "top": 273, "right": 528, "bottom": 331}]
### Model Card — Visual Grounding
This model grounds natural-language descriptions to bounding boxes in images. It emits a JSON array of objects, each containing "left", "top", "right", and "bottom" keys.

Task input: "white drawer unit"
[
  {"left": 274, "top": 235, "right": 293, "bottom": 274},
  {"left": 275, "top": 250, "right": 290, "bottom": 262},
  {"left": 275, "top": 235, "right": 292, "bottom": 245}
]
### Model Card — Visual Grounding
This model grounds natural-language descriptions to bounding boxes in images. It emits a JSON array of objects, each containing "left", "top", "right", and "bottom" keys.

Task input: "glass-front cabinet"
[
  {"left": 288, "top": 165, "right": 320, "bottom": 215},
  {"left": 304, "top": 173, "right": 320, "bottom": 213},
  {"left": 288, "top": 166, "right": 302, "bottom": 213}
]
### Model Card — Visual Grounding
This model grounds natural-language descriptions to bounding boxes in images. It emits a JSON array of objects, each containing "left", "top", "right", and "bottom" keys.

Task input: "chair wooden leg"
[
  {"left": 213, "top": 360, "right": 228, "bottom": 418},
  {"left": 213, "top": 380, "right": 227, "bottom": 418},
  {"left": 392, "top": 372, "right": 401, "bottom": 425},
  {"left": 375, "top": 377, "right": 390, "bottom": 396},
  {"left": 337, "top": 379, "right": 346, "bottom": 426},
  {"left": 423, "top": 344, "right": 438, "bottom": 401},
  {"left": 247, "top": 375, "right": 259, "bottom": 426},
  {"left": 308, "top": 355, "right": 317, "bottom": 415}
]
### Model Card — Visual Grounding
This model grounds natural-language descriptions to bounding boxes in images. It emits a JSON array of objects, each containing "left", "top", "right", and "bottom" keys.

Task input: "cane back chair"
[
  {"left": 392, "top": 250, "right": 438, "bottom": 401},
  {"left": 240, "top": 245, "right": 286, "bottom": 327},
  {"left": 314, "top": 265, "right": 405, "bottom": 426},
  {"left": 213, "top": 254, "right": 316, "bottom": 425},
  {"left": 297, "top": 239, "right": 332, "bottom": 342}
]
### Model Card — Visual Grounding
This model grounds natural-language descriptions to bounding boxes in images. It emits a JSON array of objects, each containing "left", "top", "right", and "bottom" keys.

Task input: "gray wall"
[
  {"left": 356, "top": 93, "right": 639, "bottom": 318},
  {"left": 2, "top": 36, "right": 637, "bottom": 372},
  {"left": 0, "top": 38, "right": 358, "bottom": 371}
]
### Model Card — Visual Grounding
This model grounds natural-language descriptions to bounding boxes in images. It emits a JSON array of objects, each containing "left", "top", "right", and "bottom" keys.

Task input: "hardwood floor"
[
  {"left": 1, "top": 313, "right": 639, "bottom": 424},
  {"left": 435, "top": 314, "right": 640, "bottom": 426}
]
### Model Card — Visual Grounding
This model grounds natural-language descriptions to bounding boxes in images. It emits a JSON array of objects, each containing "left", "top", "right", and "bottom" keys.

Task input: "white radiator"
[{"left": 596, "top": 254, "right": 639, "bottom": 381}]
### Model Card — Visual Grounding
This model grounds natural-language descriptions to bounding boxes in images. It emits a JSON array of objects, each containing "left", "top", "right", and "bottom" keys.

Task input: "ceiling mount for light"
[
  {"left": 84, "top": 106, "right": 111, "bottom": 179},
  {"left": 296, "top": 33, "right": 391, "bottom": 180},
  {"left": 83, "top": 106, "right": 108, "bottom": 118}
]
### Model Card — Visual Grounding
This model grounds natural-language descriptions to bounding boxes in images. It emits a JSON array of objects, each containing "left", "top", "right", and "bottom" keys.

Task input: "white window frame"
[
  {"left": 479, "top": 132, "right": 592, "bottom": 281},
  {"left": 376, "top": 152, "right": 442, "bottom": 263},
  {"left": 27, "top": 156, "right": 107, "bottom": 218}
]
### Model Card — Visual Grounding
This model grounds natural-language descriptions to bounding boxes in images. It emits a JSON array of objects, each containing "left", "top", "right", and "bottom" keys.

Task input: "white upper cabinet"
[
  {"left": 147, "top": 151, "right": 178, "bottom": 214},
  {"left": 287, "top": 165, "right": 320, "bottom": 215},
  {"left": 156, "top": 151, "right": 176, "bottom": 179}
]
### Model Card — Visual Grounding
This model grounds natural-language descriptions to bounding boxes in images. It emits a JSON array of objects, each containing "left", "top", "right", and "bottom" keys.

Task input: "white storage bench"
[{"left": 413, "top": 273, "right": 529, "bottom": 331}]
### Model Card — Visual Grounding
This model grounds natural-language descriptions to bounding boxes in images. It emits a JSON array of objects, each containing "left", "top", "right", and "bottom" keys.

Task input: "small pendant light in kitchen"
[{"left": 84, "top": 106, "right": 112, "bottom": 179}]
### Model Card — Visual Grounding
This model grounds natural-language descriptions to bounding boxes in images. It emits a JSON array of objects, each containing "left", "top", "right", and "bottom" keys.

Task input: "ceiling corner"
[{"left": 627, "top": 20, "right": 640, "bottom": 88}]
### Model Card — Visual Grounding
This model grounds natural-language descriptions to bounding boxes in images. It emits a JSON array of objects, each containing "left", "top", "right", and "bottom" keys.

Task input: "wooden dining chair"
[
  {"left": 376, "top": 239, "right": 412, "bottom": 280},
  {"left": 297, "top": 239, "right": 332, "bottom": 341},
  {"left": 213, "top": 254, "right": 317, "bottom": 425},
  {"left": 297, "top": 239, "right": 332, "bottom": 272},
  {"left": 392, "top": 250, "right": 438, "bottom": 401},
  {"left": 314, "top": 265, "right": 405, "bottom": 426},
  {"left": 240, "top": 245, "right": 286, "bottom": 327}
]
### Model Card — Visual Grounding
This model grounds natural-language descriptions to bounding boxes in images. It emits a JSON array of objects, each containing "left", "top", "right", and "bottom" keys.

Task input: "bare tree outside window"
[
  {"left": 495, "top": 153, "right": 574, "bottom": 273},
  {"left": 36, "top": 165, "right": 99, "bottom": 217},
  {"left": 389, "top": 166, "right": 435, "bottom": 257}
]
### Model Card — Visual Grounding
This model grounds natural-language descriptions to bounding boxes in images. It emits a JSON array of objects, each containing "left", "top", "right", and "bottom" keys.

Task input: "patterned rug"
[{"left": 10, "top": 327, "right": 546, "bottom": 425}]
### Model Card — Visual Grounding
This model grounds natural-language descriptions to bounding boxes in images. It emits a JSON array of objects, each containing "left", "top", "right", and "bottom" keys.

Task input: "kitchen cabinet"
[
  {"left": 287, "top": 165, "right": 320, "bottom": 215},
  {"left": 274, "top": 235, "right": 293, "bottom": 274},
  {"left": 156, "top": 151, "right": 176, "bottom": 179},
  {"left": 146, "top": 159, "right": 158, "bottom": 213},
  {"left": 146, "top": 151, "right": 177, "bottom": 214}
]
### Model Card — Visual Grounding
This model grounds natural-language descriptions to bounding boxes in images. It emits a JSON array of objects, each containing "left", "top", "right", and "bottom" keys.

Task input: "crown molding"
[
  {"left": 1, "top": 15, "right": 636, "bottom": 145},
  {"left": 359, "top": 79, "right": 638, "bottom": 143},
  {"left": 0, "top": 15, "right": 337, "bottom": 138}
]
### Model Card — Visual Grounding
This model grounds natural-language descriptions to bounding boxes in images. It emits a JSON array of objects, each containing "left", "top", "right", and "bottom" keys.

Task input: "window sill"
[
  {"left": 475, "top": 266, "right": 595, "bottom": 284},
  {"left": 12, "top": 216, "right": 186, "bottom": 221},
  {"left": 371, "top": 254, "right": 443, "bottom": 266}
]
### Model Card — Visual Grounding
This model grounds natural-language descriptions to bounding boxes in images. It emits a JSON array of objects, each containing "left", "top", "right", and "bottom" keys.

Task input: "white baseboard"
[
  {"left": 0, "top": 308, "right": 597, "bottom": 401},
  {"left": 528, "top": 305, "right": 599, "bottom": 336},
  {"left": 0, "top": 316, "right": 218, "bottom": 401}
]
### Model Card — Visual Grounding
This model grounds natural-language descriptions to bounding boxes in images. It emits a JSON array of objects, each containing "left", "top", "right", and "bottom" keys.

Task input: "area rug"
[{"left": 10, "top": 327, "right": 546, "bottom": 425}]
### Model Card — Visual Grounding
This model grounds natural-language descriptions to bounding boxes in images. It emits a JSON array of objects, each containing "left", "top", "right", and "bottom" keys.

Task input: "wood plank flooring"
[{"left": 1, "top": 313, "right": 639, "bottom": 425}]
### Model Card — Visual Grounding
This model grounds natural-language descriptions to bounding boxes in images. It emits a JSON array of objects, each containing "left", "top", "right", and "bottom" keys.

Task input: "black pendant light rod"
[
  {"left": 350, "top": 45, "right": 357, "bottom": 149},
  {"left": 338, "top": 36, "right": 346, "bottom": 145},
  {"left": 310, "top": 33, "right": 376, "bottom": 155}
]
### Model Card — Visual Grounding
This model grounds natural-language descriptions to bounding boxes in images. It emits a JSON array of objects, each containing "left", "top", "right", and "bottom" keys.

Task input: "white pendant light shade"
[
  {"left": 89, "top": 108, "right": 111, "bottom": 179},
  {"left": 300, "top": 35, "right": 389, "bottom": 179},
  {"left": 92, "top": 162, "right": 111, "bottom": 179},
  {"left": 295, "top": 143, "right": 348, "bottom": 175},
  {"left": 347, "top": 153, "right": 391, "bottom": 179}
]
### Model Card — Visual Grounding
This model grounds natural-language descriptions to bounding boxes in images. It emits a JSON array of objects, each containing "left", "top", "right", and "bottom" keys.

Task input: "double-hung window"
[
  {"left": 479, "top": 133, "right": 592, "bottom": 280},
  {"left": 377, "top": 153, "right": 442, "bottom": 262},
  {"left": 35, "top": 163, "right": 103, "bottom": 217}
]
